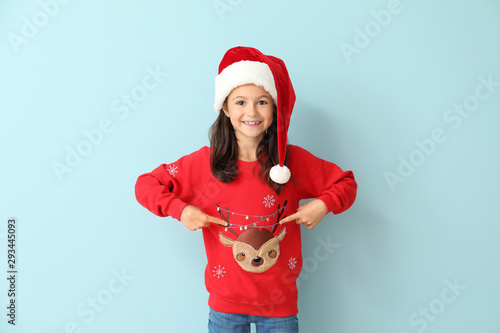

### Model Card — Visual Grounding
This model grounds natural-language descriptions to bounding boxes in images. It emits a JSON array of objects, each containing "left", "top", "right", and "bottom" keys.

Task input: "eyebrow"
[{"left": 231, "top": 95, "right": 272, "bottom": 100}]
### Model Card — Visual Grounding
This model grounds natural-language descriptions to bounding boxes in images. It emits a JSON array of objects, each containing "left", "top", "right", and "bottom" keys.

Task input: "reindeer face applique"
[
  {"left": 216, "top": 202, "right": 288, "bottom": 273},
  {"left": 219, "top": 227, "right": 286, "bottom": 273}
]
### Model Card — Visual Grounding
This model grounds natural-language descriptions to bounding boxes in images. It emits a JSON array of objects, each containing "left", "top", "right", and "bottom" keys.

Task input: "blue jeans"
[{"left": 208, "top": 308, "right": 299, "bottom": 333}]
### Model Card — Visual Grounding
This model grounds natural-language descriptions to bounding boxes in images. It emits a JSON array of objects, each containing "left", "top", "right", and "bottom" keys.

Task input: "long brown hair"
[{"left": 209, "top": 104, "right": 288, "bottom": 195}]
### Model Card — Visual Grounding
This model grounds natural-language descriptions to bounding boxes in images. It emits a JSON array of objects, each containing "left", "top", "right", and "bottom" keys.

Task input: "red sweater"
[{"left": 135, "top": 145, "right": 357, "bottom": 317}]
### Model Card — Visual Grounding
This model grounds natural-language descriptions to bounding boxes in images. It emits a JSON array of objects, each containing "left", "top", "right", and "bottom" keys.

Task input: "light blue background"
[{"left": 2, "top": 0, "right": 500, "bottom": 332}]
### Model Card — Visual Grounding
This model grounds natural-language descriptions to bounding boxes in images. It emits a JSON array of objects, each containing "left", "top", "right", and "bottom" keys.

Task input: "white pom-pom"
[{"left": 270, "top": 164, "right": 291, "bottom": 184}]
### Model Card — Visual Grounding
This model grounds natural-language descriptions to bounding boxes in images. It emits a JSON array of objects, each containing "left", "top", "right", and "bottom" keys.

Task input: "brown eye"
[
  {"left": 268, "top": 250, "right": 277, "bottom": 259},
  {"left": 236, "top": 253, "right": 246, "bottom": 261}
]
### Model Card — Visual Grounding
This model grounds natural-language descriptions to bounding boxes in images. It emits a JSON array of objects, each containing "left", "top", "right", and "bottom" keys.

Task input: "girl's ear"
[{"left": 222, "top": 102, "right": 230, "bottom": 117}]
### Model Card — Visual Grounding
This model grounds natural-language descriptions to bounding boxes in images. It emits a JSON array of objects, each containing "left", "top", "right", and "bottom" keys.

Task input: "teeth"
[{"left": 243, "top": 121, "right": 260, "bottom": 125}]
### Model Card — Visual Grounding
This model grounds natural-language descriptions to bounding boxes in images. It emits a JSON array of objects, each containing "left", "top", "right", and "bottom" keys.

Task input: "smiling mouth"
[{"left": 242, "top": 121, "right": 262, "bottom": 125}]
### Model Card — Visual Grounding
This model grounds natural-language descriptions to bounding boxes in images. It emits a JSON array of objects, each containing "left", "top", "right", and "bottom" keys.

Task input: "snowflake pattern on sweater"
[
  {"left": 288, "top": 257, "right": 297, "bottom": 270},
  {"left": 135, "top": 145, "right": 357, "bottom": 317},
  {"left": 166, "top": 164, "right": 178, "bottom": 177},
  {"left": 263, "top": 194, "right": 275, "bottom": 208},
  {"left": 212, "top": 265, "right": 226, "bottom": 279}
]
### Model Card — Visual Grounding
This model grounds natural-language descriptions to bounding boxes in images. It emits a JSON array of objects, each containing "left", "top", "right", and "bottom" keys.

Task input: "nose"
[
  {"left": 252, "top": 257, "right": 263, "bottom": 267},
  {"left": 246, "top": 103, "right": 259, "bottom": 116}
]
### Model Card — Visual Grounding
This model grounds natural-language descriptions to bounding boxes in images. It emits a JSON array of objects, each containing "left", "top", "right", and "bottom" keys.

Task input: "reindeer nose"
[{"left": 252, "top": 256, "right": 263, "bottom": 267}]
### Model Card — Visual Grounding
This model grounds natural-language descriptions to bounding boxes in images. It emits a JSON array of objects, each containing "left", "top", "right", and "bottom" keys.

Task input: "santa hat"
[{"left": 214, "top": 46, "right": 296, "bottom": 184}]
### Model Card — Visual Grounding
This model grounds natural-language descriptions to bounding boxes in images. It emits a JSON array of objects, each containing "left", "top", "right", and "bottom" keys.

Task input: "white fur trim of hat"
[{"left": 214, "top": 60, "right": 277, "bottom": 113}]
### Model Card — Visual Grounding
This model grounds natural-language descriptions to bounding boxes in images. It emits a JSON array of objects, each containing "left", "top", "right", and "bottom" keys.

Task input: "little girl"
[{"left": 135, "top": 46, "right": 357, "bottom": 332}]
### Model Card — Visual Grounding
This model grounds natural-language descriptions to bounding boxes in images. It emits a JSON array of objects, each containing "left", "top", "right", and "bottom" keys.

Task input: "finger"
[
  {"left": 205, "top": 215, "right": 228, "bottom": 227},
  {"left": 279, "top": 212, "right": 300, "bottom": 224},
  {"left": 296, "top": 219, "right": 310, "bottom": 226},
  {"left": 194, "top": 220, "right": 215, "bottom": 231}
]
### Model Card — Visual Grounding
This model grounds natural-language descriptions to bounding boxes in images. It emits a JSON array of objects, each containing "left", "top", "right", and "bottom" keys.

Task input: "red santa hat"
[{"left": 214, "top": 46, "right": 296, "bottom": 184}]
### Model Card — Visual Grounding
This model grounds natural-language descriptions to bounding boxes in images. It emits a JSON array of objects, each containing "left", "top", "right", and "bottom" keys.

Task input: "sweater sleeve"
[
  {"left": 134, "top": 147, "right": 209, "bottom": 221},
  {"left": 289, "top": 145, "right": 357, "bottom": 215}
]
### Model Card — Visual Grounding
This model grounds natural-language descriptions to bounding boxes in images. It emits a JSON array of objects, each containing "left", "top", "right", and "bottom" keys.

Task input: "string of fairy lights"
[{"left": 217, "top": 205, "right": 287, "bottom": 231}]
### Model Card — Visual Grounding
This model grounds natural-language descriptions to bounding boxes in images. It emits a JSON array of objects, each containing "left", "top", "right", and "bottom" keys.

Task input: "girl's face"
[{"left": 223, "top": 84, "right": 274, "bottom": 145}]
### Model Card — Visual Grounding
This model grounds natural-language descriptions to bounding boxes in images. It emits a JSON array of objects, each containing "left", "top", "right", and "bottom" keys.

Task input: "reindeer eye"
[
  {"left": 268, "top": 250, "right": 277, "bottom": 259},
  {"left": 236, "top": 253, "right": 246, "bottom": 261}
]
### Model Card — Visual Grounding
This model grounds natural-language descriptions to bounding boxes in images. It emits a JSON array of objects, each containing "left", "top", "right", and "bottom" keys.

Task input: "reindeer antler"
[
  {"left": 273, "top": 200, "right": 288, "bottom": 233},
  {"left": 217, "top": 205, "right": 239, "bottom": 237}
]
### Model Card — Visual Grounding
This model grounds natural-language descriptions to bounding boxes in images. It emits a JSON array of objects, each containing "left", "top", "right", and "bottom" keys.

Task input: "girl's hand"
[
  {"left": 279, "top": 199, "right": 328, "bottom": 230},
  {"left": 179, "top": 205, "right": 228, "bottom": 231}
]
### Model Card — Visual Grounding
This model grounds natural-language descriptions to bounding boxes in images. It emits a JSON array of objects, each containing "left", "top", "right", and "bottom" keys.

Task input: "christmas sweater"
[{"left": 135, "top": 145, "right": 357, "bottom": 317}]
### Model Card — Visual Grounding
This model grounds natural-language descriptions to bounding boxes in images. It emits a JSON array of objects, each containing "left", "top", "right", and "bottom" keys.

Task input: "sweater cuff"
[
  {"left": 317, "top": 195, "right": 336, "bottom": 215},
  {"left": 167, "top": 198, "right": 189, "bottom": 221}
]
